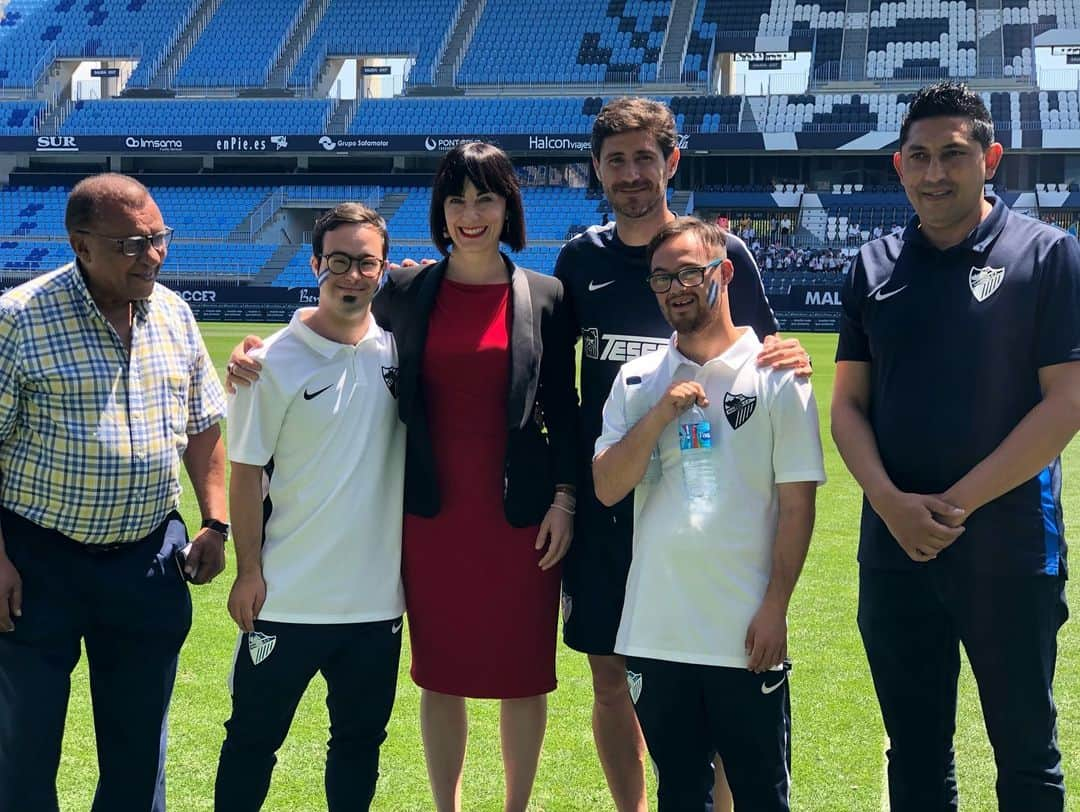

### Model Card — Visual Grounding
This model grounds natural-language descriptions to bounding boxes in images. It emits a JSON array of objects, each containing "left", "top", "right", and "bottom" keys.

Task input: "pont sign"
[{"left": 90, "top": 67, "right": 120, "bottom": 77}]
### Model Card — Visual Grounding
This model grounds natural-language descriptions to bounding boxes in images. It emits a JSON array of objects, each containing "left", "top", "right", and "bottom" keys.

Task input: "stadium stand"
[
  {"left": 456, "top": 0, "right": 670, "bottom": 85},
  {"left": 0, "top": 99, "right": 42, "bottom": 134},
  {"left": 1001, "top": 0, "right": 1076, "bottom": 77},
  {"left": 0, "top": 0, "right": 1077, "bottom": 301},
  {"left": 348, "top": 97, "right": 604, "bottom": 135},
  {"left": 0, "top": 184, "right": 273, "bottom": 238},
  {"left": 172, "top": 0, "right": 299, "bottom": 88},
  {"left": 288, "top": 0, "right": 460, "bottom": 89},
  {"left": 760, "top": 92, "right": 909, "bottom": 132},
  {"left": 59, "top": 99, "right": 334, "bottom": 135},
  {"left": 163, "top": 242, "right": 276, "bottom": 277},
  {"left": 0, "top": 0, "right": 193, "bottom": 88},
  {"left": 684, "top": 0, "right": 849, "bottom": 82},
  {"left": 0, "top": 239, "right": 67, "bottom": 273},
  {"left": 866, "top": 0, "right": 979, "bottom": 80},
  {"left": 669, "top": 94, "right": 743, "bottom": 133}
]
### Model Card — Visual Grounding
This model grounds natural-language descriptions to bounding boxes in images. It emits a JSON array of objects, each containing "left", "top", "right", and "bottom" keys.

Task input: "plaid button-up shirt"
[{"left": 0, "top": 262, "right": 226, "bottom": 544}]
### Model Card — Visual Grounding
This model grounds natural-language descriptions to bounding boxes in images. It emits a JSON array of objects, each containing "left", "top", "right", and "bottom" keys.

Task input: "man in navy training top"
[
  {"left": 832, "top": 81, "right": 1080, "bottom": 812},
  {"left": 556, "top": 97, "right": 812, "bottom": 812}
]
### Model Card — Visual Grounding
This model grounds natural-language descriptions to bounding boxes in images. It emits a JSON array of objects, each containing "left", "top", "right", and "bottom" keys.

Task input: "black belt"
[{"left": 0, "top": 508, "right": 180, "bottom": 555}]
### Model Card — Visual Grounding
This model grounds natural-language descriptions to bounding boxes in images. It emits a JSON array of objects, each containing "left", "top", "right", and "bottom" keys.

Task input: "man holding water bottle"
[{"left": 592, "top": 217, "right": 825, "bottom": 812}]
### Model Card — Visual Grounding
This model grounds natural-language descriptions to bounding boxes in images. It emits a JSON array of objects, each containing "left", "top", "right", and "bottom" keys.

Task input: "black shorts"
[{"left": 561, "top": 503, "right": 632, "bottom": 655}]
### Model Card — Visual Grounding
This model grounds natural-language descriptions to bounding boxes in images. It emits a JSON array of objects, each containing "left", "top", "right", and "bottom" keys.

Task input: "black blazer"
[{"left": 373, "top": 255, "right": 578, "bottom": 527}]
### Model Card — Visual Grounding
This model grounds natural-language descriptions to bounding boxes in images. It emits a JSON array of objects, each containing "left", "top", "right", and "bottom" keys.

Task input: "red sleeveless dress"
[{"left": 402, "top": 279, "right": 560, "bottom": 698}]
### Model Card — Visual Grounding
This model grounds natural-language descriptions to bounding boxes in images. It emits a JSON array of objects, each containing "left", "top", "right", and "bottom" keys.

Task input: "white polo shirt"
[
  {"left": 227, "top": 308, "right": 406, "bottom": 624},
  {"left": 595, "top": 328, "right": 826, "bottom": 668}
]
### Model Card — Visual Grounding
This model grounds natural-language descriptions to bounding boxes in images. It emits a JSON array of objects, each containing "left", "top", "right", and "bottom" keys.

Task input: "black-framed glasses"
[
  {"left": 321, "top": 252, "right": 386, "bottom": 276},
  {"left": 646, "top": 257, "right": 723, "bottom": 293},
  {"left": 76, "top": 227, "right": 174, "bottom": 257}
]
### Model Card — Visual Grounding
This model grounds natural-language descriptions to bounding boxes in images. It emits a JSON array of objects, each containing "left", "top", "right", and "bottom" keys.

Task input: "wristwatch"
[{"left": 201, "top": 518, "right": 230, "bottom": 540}]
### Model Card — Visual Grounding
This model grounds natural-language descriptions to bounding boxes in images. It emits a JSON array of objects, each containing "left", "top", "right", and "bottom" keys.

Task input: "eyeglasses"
[
  {"left": 76, "top": 227, "right": 174, "bottom": 257},
  {"left": 646, "top": 257, "right": 723, "bottom": 293},
  {"left": 321, "top": 252, "right": 386, "bottom": 276}
]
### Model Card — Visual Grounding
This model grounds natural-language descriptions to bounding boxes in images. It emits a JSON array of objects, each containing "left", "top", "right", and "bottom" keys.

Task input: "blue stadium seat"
[
  {"left": 289, "top": 0, "right": 459, "bottom": 89},
  {"left": 0, "top": 100, "right": 44, "bottom": 134},
  {"left": 0, "top": 0, "right": 191, "bottom": 89},
  {"left": 173, "top": 0, "right": 298, "bottom": 88},
  {"left": 457, "top": 0, "right": 671, "bottom": 85},
  {"left": 60, "top": 99, "right": 334, "bottom": 135}
]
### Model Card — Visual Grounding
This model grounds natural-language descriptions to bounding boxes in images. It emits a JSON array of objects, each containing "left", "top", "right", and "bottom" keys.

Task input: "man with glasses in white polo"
[
  {"left": 0, "top": 172, "right": 227, "bottom": 811},
  {"left": 593, "top": 218, "right": 824, "bottom": 811},
  {"left": 215, "top": 203, "right": 405, "bottom": 812}
]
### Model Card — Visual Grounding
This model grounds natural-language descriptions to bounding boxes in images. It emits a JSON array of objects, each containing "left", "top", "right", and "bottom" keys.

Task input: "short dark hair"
[
  {"left": 311, "top": 202, "right": 389, "bottom": 259},
  {"left": 429, "top": 142, "right": 526, "bottom": 255},
  {"left": 899, "top": 81, "right": 995, "bottom": 149},
  {"left": 646, "top": 217, "right": 727, "bottom": 268},
  {"left": 65, "top": 172, "right": 151, "bottom": 233},
  {"left": 592, "top": 97, "right": 677, "bottom": 160}
]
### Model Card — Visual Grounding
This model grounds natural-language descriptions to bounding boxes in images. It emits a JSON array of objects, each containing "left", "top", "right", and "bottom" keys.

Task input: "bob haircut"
[{"left": 429, "top": 141, "right": 526, "bottom": 255}]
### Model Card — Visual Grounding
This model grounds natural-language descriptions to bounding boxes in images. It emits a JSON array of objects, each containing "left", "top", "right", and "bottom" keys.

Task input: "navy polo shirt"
[{"left": 837, "top": 197, "right": 1080, "bottom": 575}]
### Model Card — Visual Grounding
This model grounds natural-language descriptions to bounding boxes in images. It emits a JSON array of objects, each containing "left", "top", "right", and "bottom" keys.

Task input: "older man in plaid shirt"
[{"left": 0, "top": 173, "right": 227, "bottom": 812}]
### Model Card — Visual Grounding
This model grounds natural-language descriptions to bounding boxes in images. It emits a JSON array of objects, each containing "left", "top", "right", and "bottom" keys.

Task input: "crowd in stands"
[
  {"left": 755, "top": 244, "right": 852, "bottom": 274},
  {"left": 1041, "top": 211, "right": 1080, "bottom": 235}
]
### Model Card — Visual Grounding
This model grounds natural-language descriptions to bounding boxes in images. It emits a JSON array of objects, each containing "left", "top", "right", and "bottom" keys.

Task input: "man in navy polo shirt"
[{"left": 832, "top": 81, "right": 1080, "bottom": 811}]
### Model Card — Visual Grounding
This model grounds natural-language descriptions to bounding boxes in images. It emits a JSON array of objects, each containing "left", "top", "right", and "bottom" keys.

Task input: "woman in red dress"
[{"left": 376, "top": 143, "right": 578, "bottom": 811}]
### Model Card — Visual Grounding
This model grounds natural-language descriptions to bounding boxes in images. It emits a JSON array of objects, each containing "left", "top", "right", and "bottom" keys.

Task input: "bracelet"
[
  {"left": 550, "top": 502, "right": 576, "bottom": 516},
  {"left": 554, "top": 484, "right": 576, "bottom": 495}
]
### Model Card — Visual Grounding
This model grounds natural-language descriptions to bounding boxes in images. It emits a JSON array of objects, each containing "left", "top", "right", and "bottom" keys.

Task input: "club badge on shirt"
[
  {"left": 969, "top": 265, "right": 1005, "bottom": 302},
  {"left": 723, "top": 392, "right": 757, "bottom": 430},
  {"left": 381, "top": 365, "right": 399, "bottom": 398}
]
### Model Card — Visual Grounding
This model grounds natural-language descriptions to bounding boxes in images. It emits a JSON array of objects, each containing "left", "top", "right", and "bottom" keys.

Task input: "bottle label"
[{"left": 679, "top": 421, "right": 712, "bottom": 451}]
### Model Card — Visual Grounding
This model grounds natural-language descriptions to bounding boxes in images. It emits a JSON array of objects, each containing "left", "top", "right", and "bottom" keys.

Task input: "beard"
[
  {"left": 663, "top": 281, "right": 722, "bottom": 334},
  {"left": 608, "top": 184, "right": 666, "bottom": 220},
  {"left": 663, "top": 301, "right": 716, "bottom": 334}
]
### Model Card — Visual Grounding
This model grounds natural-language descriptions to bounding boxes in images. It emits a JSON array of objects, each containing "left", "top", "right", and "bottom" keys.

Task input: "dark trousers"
[
  {"left": 626, "top": 656, "right": 791, "bottom": 812},
  {"left": 0, "top": 509, "right": 192, "bottom": 812},
  {"left": 214, "top": 617, "right": 402, "bottom": 812},
  {"left": 858, "top": 567, "right": 1067, "bottom": 812}
]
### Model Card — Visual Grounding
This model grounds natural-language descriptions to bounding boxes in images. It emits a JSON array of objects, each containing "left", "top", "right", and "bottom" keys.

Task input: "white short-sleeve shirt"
[
  {"left": 595, "top": 328, "right": 826, "bottom": 668},
  {"left": 227, "top": 308, "right": 406, "bottom": 624}
]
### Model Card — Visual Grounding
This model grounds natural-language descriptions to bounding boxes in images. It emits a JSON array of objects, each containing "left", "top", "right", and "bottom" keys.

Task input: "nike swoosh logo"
[
  {"left": 303, "top": 384, "right": 333, "bottom": 400},
  {"left": 588, "top": 280, "right": 615, "bottom": 291},
  {"left": 870, "top": 282, "right": 908, "bottom": 301},
  {"left": 391, "top": 621, "right": 403, "bottom": 634},
  {"left": 761, "top": 673, "right": 786, "bottom": 694}
]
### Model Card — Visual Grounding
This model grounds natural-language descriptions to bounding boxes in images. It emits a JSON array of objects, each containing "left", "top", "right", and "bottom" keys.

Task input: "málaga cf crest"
[
  {"left": 248, "top": 631, "right": 277, "bottom": 666},
  {"left": 969, "top": 265, "right": 1004, "bottom": 302},
  {"left": 723, "top": 392, "right": 757, "bottom": 430}
]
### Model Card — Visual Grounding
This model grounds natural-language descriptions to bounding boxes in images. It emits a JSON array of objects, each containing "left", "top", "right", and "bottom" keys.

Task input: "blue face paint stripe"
[{"left": 1039, "top": 462, "right": 1062, "bottom": 576}]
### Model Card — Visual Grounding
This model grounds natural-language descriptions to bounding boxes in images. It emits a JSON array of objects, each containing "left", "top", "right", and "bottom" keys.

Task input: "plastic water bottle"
[{"left": 679, "top": 403, "right": 717, "bottom": 517}]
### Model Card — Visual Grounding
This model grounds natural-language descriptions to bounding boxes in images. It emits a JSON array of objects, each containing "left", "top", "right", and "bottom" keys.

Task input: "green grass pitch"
[{"left": 51, "top": 324, "right": 1079, "bottom": 811}]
